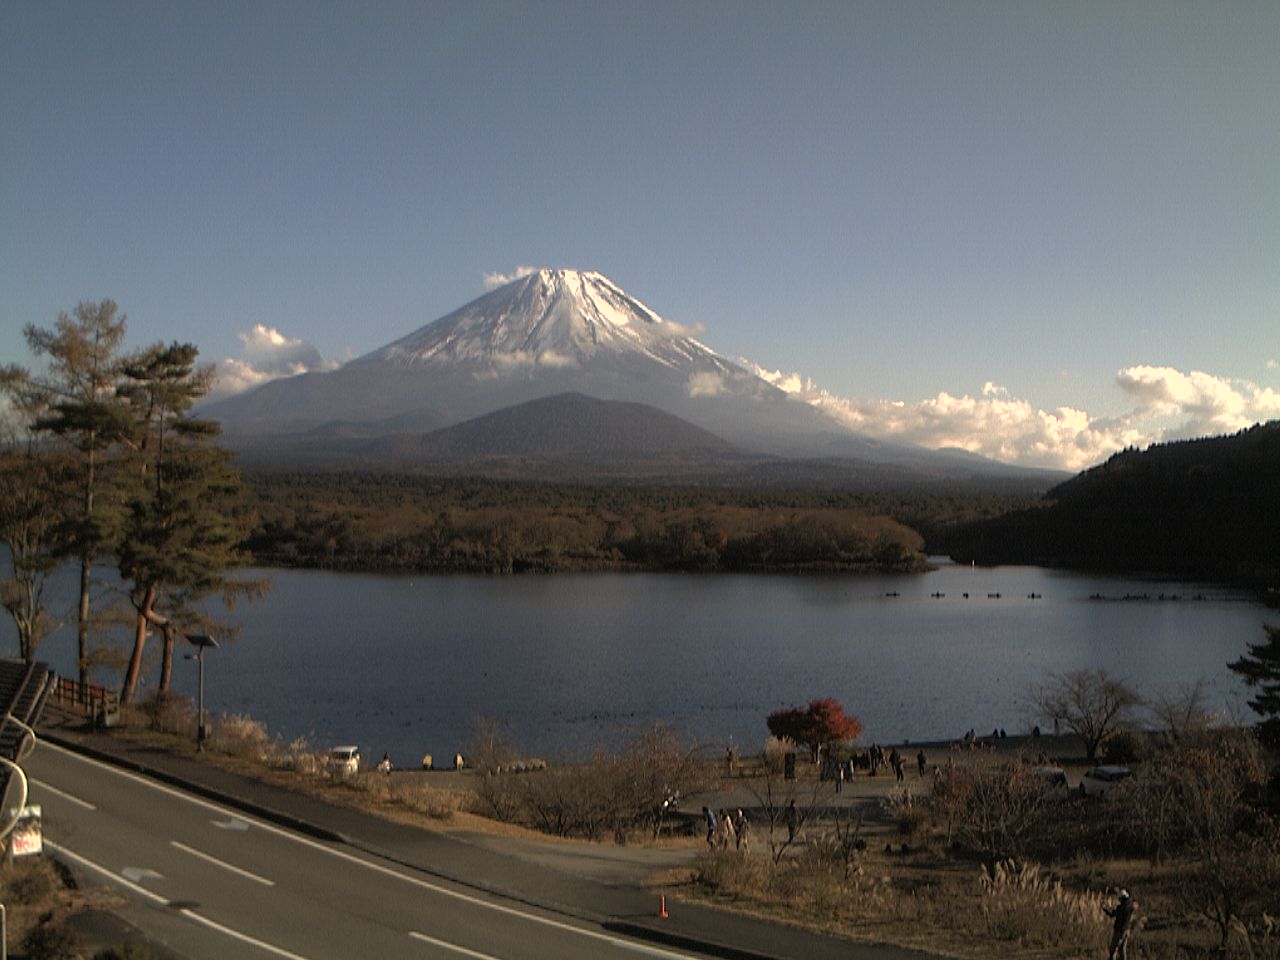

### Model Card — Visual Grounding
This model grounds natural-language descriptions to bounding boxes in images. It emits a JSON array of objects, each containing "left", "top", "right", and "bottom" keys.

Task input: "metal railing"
[{"left": 50, "top": 677, "right": 119, "bottom": 725}]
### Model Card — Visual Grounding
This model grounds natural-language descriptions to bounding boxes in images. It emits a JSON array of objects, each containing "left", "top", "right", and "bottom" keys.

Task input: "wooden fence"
[{"left": 50, "top": 676, "right": 120, "bottom": 726}]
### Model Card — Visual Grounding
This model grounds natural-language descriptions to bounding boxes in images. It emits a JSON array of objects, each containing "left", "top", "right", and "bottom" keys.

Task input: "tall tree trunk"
[
  {"left": 77, "top": 441, "right": 96, "bottom": 687},
  {"left": 78, "top": 555, "right": 91, "bottom": 686},
  {"left": 121, "top": 582, "right": 156, "bottom": 704},
  {"left": 159, "top": 621, "right": 176, "bottom": 693}
]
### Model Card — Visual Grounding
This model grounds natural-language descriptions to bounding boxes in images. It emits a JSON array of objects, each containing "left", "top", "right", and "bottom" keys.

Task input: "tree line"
[
  {"left": 238, "top": 470, "right": 1024, "bottom": 574},
  {"left": 948, "top": 422, "right": 1280, "bottom": 590},
  {"left": 0, "top": 301, "right": 260, "bottom": 702}
]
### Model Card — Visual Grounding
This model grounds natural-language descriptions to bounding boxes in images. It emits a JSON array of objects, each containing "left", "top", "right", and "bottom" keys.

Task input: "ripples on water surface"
[{"left": 41, "top": 562, "right": 1268, "bottom": 763}]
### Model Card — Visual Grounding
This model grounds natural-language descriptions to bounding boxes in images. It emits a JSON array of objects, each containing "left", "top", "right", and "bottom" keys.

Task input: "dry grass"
[
  {"left": 0, "top": 856, "right": 127, "bottom": 958},
  {"left": 105, "top": 705, "right": 542, "bottom": 836}
]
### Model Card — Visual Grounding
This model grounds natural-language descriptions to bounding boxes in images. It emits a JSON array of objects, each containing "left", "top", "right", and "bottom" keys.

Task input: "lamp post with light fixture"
[{"left": 184, "top": 634, "right": 219, "bottom": 750}]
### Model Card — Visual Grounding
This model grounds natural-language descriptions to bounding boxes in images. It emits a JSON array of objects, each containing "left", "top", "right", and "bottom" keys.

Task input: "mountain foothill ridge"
[{"left": 205, "top": 268, "right": 1062, "bottom": 489}]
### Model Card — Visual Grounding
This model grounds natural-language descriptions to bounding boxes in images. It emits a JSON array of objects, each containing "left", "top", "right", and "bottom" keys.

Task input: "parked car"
[
  {"left": 325, "top": 745, "right": 361, "bottom": 777},
  {"left": 1080, "top": 765, "right": 1130, "bottom": 797}
]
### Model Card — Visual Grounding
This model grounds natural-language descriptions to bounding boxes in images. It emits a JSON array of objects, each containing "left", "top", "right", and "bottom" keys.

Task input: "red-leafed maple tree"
[{"left": 767, "top": 698, "right": 863, "bottom": 758}]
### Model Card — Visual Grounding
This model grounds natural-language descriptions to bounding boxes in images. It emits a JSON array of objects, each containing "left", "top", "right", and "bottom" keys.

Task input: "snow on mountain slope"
[
  {"left": 204, "top": 268, "right": 974, "bottom": 466},
  {"left": 366, "top": 268, "right": 734, "bottom": 375}
]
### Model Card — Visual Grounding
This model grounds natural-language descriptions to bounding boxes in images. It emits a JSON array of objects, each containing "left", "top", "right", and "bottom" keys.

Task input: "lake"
[{"left": 32, "top": 562, "right": 1272, "bottom": 765}]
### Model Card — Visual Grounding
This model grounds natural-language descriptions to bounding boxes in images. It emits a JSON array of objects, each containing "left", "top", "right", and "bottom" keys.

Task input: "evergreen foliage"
[
  {"left": 116, "top": 342, "right": 251, "bottom": 702},
  {"left": 950, "top": 422, "right": 1280, "bottom": 588},
  {"left": 21, "top": 300, "right": 133, "bottom": 683},
  {"left": 1228, "top": 624, "right": 1280, "bottom": 739}
]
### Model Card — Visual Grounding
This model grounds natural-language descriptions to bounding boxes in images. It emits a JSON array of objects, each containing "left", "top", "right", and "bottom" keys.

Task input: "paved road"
[{"left": 28, "top": 741, "right": 709, "bottom": 960}]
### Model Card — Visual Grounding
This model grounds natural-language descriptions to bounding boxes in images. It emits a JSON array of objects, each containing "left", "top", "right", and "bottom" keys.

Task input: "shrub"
[
  {"left": 338, "top": 772, "right": 460, "bottom": 820},
  {"left": 22, "top": 914, "right": 81, "bottom": 960},
  {"left": 692, "top": 847, "right": 770, "bottom": 897},
  {"left": 1104, "top": 729, "right": 1146, "bottom": 763},
  {"left": 2, "top": 858, "right": 58, "bottom": 904},
  {"left": 761, "top": 736, "right": 794, "bottom": 775},
  {"left": 884, "top": 786, "right": 925, "bottom": 837},
  {"left": 468, "top": 725, "right": 711, "bottom": 841},
  {"left": 977, "top": 859, "right": 1109, "bottom": 949},
  {"left": 209, "top": 713, "right": 270, "bottom": 760},
  {"left": 140, "top": 692, "right": 195, "bottom": 736},
  {"left": 394, "top": 781, "right": 460, "bottom": 820},
  {"left": 262, "top": 736, "right": 321, "bottom": 775},
  {"left": 926, "top": 762, "right": 1054, "bottom": 862}
]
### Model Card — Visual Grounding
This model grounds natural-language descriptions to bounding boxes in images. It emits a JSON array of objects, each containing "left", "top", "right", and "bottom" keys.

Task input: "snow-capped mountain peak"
[{"left": 368, "top": 268, "right": 724, "bottom": 372}]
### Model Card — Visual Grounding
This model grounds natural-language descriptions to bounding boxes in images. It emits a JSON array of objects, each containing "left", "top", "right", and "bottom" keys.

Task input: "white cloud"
[
  {"left": 489, "top": 348, "right": 578, "bottom": 371},
  {"left": 483, "top": 265, "right": 541, "bottom": 290},
  {"left": 742, "top": 361, "right": 1280, "bottom": 472},
  {"left": 687, "top": 370, "right": 728, "bottom": 397},
  {"left": 1116, "top": 365, "right": 1280, "bottom": 439},
  {"left": 209, "top": 324, "right": 337, "bottom": 400}
]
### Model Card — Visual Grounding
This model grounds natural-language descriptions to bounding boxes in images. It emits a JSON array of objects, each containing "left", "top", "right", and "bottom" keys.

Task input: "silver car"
[{"left": 1081, "top": 765, "right": 1130, "bottom": 796}]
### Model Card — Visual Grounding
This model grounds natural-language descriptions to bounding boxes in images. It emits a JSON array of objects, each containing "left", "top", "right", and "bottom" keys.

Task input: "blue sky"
[{"left": 3, "top": 1, "right": 1277, "bottom": 469}]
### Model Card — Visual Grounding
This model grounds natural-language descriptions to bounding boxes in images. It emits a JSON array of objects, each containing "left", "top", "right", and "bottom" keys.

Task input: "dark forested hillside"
[
  {"left": 949, "top": 422, "right": 1280, "bottom": 588},
  {"left": 239, "top": 472, "right": 1037, "bottom": 575}
]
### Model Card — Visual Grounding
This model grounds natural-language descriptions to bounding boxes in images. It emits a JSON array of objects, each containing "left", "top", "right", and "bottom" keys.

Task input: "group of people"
[
  {"left": 702, "top": 806, "right": 750, "bottom": 853},
  {"left": 820, "top": 744, "right": 929, "bottom": 786}
]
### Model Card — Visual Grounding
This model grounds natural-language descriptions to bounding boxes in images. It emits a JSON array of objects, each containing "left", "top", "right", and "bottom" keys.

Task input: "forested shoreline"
[
  {"left": 240, "top": 471, "right": 1036, "bottom": 575},
  {"left": 949, "top": 423, "right": 1280, "bottom": 595}
]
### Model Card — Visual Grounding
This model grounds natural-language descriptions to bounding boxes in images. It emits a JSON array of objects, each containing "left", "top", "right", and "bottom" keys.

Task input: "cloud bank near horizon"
[
  {"left": 211, "top": 324, "right": 336, "bottom": 399},
  {"left": 208, "top": 320, "right": 1277, "bottom": 472},
  {"left": 746, "top": 362, "right": 1280, "bottom": 472}
]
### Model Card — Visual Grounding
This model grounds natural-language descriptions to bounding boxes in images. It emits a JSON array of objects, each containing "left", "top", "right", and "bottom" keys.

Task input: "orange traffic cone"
[{"left": 658, "top": 894, "right": 668, "bottom": 919}]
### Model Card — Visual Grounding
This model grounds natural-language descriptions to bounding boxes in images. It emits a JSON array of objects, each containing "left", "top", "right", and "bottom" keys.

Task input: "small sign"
[{"left": 10, "top": 804, "right": 42, "bottom": 857}]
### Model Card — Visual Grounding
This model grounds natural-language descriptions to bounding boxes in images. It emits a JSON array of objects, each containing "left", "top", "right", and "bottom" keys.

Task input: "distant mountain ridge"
[
  {"left": 372, "top": 392, "right": 736, "bottom": 459},
  {"left": 204, "top": 268, "right": 1060, "bottom": 488}
]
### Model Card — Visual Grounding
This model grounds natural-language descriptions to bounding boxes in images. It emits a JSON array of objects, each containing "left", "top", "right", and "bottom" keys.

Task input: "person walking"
[
  {"left": 917, "top": 749, "right": 927, "bottom": 777},
  {"left": 784, "top": 799, "right": 798, "bottom": 844},
  {"left": 718, "top": 807, "right": 736, "bottom": 848},
  {"left": 1103, "top": 889, "right": 1137, "bottom": 960},
  {"left": 733, "top": 808, "right": 749, "bottom": 854},
  {"left": 702, "top": 806, "right": 718, "bottom": 848}
]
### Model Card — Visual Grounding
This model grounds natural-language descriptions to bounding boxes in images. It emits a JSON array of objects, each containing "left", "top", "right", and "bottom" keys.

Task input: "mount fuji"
[{"left": 205, "top": 269, "right": 1057, "bottom": 485}]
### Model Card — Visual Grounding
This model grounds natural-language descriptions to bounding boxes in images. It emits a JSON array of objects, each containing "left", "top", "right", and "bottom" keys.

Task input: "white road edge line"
[
  {"left": 171, "top": 840, "right": 275, "bottom": 886},
  {"left": 409, "top": 930, "right": 503, "bottom": 959},
  {"left": 44, "top": 741, "right": 699, "bottom": 959},
  {"left": 30, "top": 777, "right": 97, "bottom": 810},
  {"left": 45, "top": 840, "right": 311, "bottom": 960}
]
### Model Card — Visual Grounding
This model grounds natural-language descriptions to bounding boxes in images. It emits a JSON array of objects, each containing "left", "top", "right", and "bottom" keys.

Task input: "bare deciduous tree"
[
  {"left": 1032, "top": 669, "right": 1142, "bottom": 761},
  {"left": 747, "top": 736, "right": 837, "bottom": 864},
  {"left": 1124, "top": 730, "right": 1279, "bottom": 950},
  {"left": 1147, "top": 678, "right": 1214, "bottom": 743},
  {"left": 927, "top": 761, "right": 1054, "bottom": 864}
]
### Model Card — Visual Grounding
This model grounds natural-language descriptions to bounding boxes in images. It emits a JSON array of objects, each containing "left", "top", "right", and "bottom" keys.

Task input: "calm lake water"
[{"left": 34, "top": 562, "right": 1271, "bottom": 764}]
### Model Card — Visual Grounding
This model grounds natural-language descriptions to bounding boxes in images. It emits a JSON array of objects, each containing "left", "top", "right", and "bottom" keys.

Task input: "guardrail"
[{"left": 50, "top": 676, "right": 120, "bottom": 726}]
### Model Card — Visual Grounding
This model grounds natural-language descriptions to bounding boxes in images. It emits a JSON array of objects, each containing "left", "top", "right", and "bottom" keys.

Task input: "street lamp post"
[{"left": 184, "top": 634, "right": 219, "bottom": 751}]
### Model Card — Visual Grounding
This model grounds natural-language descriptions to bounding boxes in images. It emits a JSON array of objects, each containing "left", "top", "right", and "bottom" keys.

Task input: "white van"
[{"left": 325, "top": 745, "right": 361, "bottom": 777}]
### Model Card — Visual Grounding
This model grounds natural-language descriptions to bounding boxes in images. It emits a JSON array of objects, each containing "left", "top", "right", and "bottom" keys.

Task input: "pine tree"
[
  {"left": 0, "top": 370, "right": 75, "bottom": 661},
  {"left": 23, "top": 301, "right": 132, "bottom": 684},
  {"left": 1228, "top": 624, "right": 1280, "bottom": 738},
  {"left": 115, "top": 342, "right": 257, "bottom": 702}
]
